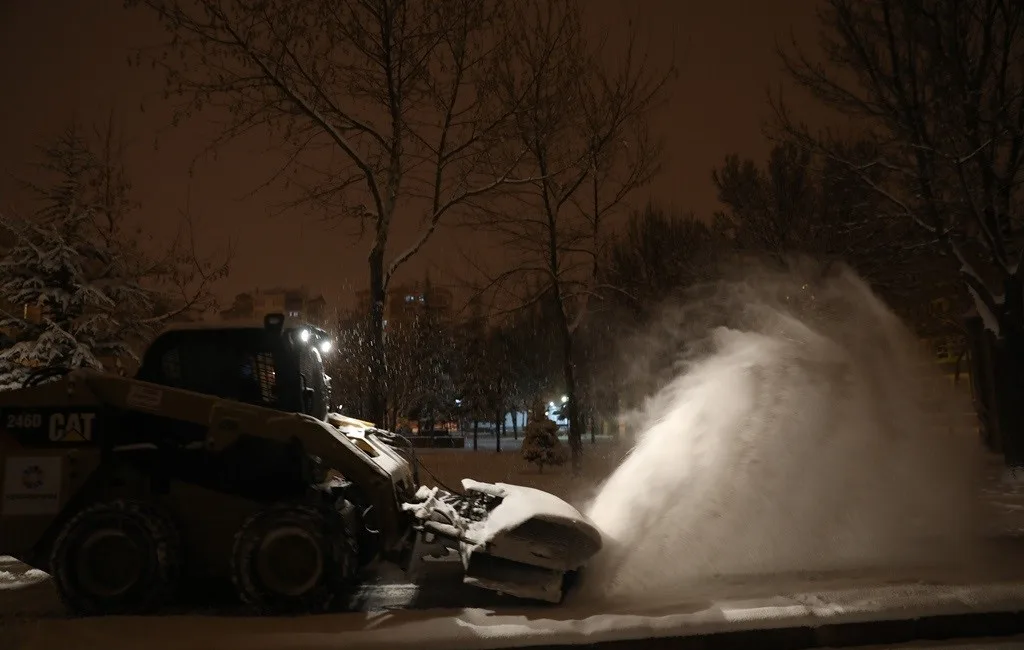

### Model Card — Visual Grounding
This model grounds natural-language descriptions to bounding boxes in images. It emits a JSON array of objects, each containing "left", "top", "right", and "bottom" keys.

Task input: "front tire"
[
  {"left": 49, "top": 499, "right": 183, "bottom": 616},
  {"left": 231, "top": 503, "right": 359, "bottom": 615}
]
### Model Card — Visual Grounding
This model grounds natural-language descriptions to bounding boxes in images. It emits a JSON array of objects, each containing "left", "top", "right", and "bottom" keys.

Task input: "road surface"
[
  {"left": 6, "top": 551, "right": 1024, "bottom": 650},
  {"left": 8, "top": 536, "right": 1024, "bottom": 617},
  {"left": 5, "top": 461, "right": 1024, "bottom": 648},
  {"left": 0, "top": 554, "right": 521, "bottom": 618}
]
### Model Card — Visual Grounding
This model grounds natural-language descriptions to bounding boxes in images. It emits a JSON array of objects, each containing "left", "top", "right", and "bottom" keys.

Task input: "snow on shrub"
[{"left": 521, "top": 398, "right": 568, "bottom": 473}]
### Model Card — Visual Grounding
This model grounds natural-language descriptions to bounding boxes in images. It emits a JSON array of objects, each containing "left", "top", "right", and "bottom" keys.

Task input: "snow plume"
[{"left": 579, "top": 262, "right": 986, "bottom": 605}]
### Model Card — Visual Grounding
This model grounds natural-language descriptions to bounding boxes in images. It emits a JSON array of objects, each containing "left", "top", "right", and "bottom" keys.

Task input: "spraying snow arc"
[{"left": 583, "top": 265, "right": 985, "bottom": 603}]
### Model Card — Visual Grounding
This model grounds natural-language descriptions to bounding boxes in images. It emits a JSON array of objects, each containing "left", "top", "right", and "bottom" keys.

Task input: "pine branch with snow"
[{"left": 0, "top": 124, "right": 220, "bottom": 390}]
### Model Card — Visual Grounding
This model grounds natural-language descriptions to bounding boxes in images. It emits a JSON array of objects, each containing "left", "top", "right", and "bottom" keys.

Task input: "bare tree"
[
  {"left": 503, "top": 285, "right": 563, "bottom": 436},
  {"left": 470, "top": 0, "right": 673, "bottom": 472},
  {"left": 453, "top": 295, "right": 490, "bottom": 449},
  {"left": 776, "top": 0, "right": 1024, "bottom": 334},
  {"left": 776, "top": 0, "right": 1024, "bottom": 460},
  {"left": 604, "top": 204, "right": 717, "bottom": 321},
  {"left": 327, "top": 310, "right": 374, "bottom": 415},
  {"left": 385, "top": 310, "right": 456, "bottom": 432},
  {"left": 713, "top": 142, "right": 820, "bottom": 260},
  {"left": 130, "top": 0, "right": 542, "bottom": 422},
  {"left": 585, "top": 205, "right": 718, "bottom": 420},
  {"left": 329, "top": 304, "right": 455, "bottom": 430},
  {"left": 713, "top": 139, "right": 963, "bottom": 335}
]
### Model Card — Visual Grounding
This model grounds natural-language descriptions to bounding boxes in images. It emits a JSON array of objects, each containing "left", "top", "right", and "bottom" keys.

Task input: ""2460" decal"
[{"left": 2, "top": 410, "right": 97, "bottom": 443}]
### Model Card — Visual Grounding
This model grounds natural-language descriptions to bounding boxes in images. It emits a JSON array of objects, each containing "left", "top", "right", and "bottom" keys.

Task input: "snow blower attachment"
[
  {"left": 403, "top": 480, "right": 603, "bottom": 603},
  {"left": 0, "top": 315, "right": 602, "bottom": 616}
]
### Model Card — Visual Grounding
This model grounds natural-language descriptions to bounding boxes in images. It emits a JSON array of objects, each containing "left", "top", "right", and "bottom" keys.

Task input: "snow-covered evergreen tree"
[
  {"left": 0, "top": 125, "right": 221, "bottom": 390},
  {"left": 521, "top": 398, "right": 568, "bottom": 473}
]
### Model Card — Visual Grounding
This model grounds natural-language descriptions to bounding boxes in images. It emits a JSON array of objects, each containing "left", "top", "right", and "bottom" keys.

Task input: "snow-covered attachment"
[
  {"left": 402, "top": 480, "right": 603, "bottom": 603},
  {"left": 324, "top": 412, "right": 602, "bottom": 603}
]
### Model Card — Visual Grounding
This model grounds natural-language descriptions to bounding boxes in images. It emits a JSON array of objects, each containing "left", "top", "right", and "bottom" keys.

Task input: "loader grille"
[{"left": 254, "top": 351, "right": 277, "bottom": 404}]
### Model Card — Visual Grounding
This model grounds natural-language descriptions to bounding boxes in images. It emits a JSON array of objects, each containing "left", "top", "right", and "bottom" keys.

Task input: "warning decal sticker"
[{"left": 2, "top": 456, "right": 62, "bottom": 516}]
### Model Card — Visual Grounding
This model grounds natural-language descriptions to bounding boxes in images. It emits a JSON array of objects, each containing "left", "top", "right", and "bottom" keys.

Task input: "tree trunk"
[
  {"left": 996, "top": 339, "right": 1024, "bottom": 467},
  {"left": 576, "top": 408, "right": 587, "bottom": 453},
  {"left": 968, "top": 276, "right": 1024, "bottom": 468},
  {"left": 512, "top": 409, "right": 519, "bottom": 440},
  {"left": 551, "top": 298, "right": 583, "bottom": 473},
  {"left": 563, "top": 352, "right": 582, "bottom": 474},
  {"left": 1000, "top": 276, "right": 1024, "bottom": 467},
  {"left": 590, "top": 409, "right": 597, "bottom": 444},
  {"left": 495, "top": 410, "right": 502, "bottom": 453},
  {"left": 608, "top": 378, "right": 623, "bottom": 441},
  {"left": 366, "top": 247, "right": 387, "bottom": 425},
  {"left": 473, "top": 419, "right": 479, "bottom": 451},
  {"left": 966, "top": 316, "right": 1001, "bottom": 453}
]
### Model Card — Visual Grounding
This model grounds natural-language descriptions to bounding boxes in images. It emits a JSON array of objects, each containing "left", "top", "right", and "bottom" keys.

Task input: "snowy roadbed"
[{"left": 7, "top": 581, "right": 1024, "bottom": 650}]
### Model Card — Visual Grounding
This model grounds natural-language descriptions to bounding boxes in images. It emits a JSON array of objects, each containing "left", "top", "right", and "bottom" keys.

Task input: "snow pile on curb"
[{"left": 0, "top": 567, "right": 46, "bottom": 587}]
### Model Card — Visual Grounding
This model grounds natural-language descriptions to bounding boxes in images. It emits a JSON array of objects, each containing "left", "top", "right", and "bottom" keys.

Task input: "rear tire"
[
  {"left": 49, "top": 499, "right": 183, "bottom": 616},
  {"left": 231, "top": 503, "right": 360, "bottom": 615}
]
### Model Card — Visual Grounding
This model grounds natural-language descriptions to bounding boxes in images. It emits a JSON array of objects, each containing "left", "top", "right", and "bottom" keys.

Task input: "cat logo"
[{"left": 47, "top": 412, "right": 96, "bottom": 443}]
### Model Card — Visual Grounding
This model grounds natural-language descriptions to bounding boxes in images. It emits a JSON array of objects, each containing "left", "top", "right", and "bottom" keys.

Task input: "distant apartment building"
[
  {"left": 220, "top": 286, "right": 329, "bottom": 325},
  {"left": 354, "top": 280, "right": 454, "bottom": 328}
]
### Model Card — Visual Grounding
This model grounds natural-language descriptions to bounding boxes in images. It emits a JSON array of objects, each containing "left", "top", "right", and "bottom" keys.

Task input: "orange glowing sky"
[{"left": 0, "top": 0, "right": 831, "bottom": 312}]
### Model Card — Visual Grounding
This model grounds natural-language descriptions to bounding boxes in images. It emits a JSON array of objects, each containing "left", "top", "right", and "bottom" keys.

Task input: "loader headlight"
[
  {"left": 299, "top": 329, "right": 311, "bottom": 343},
  {"left": 319, "top": 340, "right": 332, "bottom": 353}
]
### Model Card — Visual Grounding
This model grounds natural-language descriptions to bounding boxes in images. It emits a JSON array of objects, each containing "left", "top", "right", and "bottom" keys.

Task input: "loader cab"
[{"left": 135, "top": 314, "right": 334, "bottom": 420}]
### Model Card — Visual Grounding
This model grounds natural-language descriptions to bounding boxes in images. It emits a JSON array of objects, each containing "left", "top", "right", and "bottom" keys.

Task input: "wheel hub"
[
  {"left": 75, "top": 529, "right": 145, "bottom": 598},
  {"left": 255, "top": 526, "right": 324, "bottom": 597}
]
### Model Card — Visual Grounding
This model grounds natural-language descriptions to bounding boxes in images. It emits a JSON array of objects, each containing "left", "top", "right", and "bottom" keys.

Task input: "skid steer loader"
[{"left": 0, "top": 315, "right": 602, "bottom": 616}]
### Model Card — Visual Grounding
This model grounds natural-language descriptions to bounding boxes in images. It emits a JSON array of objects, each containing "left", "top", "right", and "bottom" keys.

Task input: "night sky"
[{"left": 0, "top": 0, "right": 830, "bottom": 311}]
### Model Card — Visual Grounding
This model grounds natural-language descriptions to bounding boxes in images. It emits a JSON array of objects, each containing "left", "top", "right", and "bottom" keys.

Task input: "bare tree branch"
[
  {"left": 465, "top": 0, "right": 674, "bottom": 471},
  {"left": 131, "top": 0, "right": 555, "bottom": 421},
  {"left": 773, "top": 0, "right": 1024, "bottom": 334}
]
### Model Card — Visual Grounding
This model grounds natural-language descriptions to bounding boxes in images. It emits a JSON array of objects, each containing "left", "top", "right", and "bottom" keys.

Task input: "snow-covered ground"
[
  {"left": 7, "top": 438, "right": 1024, "bottom": 649},
  {"left": 983, "top": 466, "right": 1024, "bottom": 535},
  {"left": 5, "top": 464, "right": 1024, "bottom": 650},
  {"left": 5, "top": 557, "right": 1024, "bottom": 650},
  {"left": 6, "top": 489, "right": 1024, "bottom": 650},
  {"left": 852, "top": 642, "right": 1024, "bottom": 650}
]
